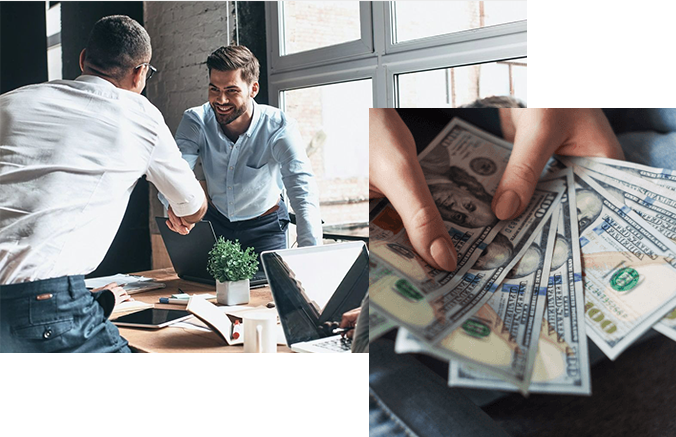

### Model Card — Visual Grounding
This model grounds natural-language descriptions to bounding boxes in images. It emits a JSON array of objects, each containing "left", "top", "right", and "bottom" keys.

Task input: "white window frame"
[
  {"left": 266, "top": 1, "right": 527, "bottom": 108},
  {"left": 267, "top": 1, "right": 373, "bottom": 73}
]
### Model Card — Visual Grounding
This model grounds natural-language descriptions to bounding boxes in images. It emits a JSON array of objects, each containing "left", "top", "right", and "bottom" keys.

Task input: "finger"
[
  {"left": 492, "top": 117, "right": 564, "bottom": 220},
  {"left": 339, "top": 316, "right": 350, "bottom": 329},
  {"left": 346, "top": 329, "right": 354, "bottom": 339},
  {"left": 370, "top": 110, "right": 457, "bottom": 272},
  {"left": 168, "top": 207, "right": 186, "bottom": 231},
  {"left": 380, "top": 162, "right": 457, "bottom": 272},
  {"left": 556, "top": 109, "right": 625, "bottom": 161},
  {"left": 166, "top": 218, "right": 188, "bottom": 235}
]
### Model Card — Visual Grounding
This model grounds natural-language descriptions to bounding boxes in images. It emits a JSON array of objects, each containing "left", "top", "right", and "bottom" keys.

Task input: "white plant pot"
[{"left": 216, "top": 278, "right": 250, "bottom": 306}]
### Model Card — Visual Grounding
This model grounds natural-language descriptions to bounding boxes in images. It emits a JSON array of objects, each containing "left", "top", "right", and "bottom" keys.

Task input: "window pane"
[
  {"left": 281, "top": 1, "right": 361, "bottom": 55},
  {"left": 282, "top": 80, "right": 371, "bottom": 242},
  {"left": 397, "top": 58, "right": 527, "bottom": 108},
  {"left": 394, "top": 1, "right": 526, "bottom": 43}
]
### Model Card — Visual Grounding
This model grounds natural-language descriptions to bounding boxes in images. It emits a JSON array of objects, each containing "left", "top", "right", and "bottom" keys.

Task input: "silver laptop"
[{"left": 260, "top": 242, "right": 368, "bottom": 353}]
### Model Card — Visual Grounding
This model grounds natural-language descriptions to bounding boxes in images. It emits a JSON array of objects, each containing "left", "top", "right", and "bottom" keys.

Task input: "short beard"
[{"left": 213, "top": 103, "right": 246, "bottom": 126}]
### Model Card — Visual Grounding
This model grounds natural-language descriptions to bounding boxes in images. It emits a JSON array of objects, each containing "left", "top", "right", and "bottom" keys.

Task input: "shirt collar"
[
  {"left": 75, "top": 75, "right": 117, "bottom": 89},
  {"left": 242, "top": 100, "right": 261, "bottom": 138}
]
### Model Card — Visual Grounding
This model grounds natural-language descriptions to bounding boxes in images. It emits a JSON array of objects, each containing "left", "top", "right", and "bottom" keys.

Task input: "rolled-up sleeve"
[
  {"left": 175, "top": 110, "right": 203, "bottom": 170},
  {"left": 146, "top": 121, "right": 205, "bottom": 217},
  {"left": 271, "top": 121, "right": 323, "bottom": 246}
]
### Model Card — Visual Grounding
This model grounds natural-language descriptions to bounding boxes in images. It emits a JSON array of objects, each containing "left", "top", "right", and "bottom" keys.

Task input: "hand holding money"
[
  {"left": 493, "top": 109, "right": 624, "bottom": 220},
  {"left": 369, "top": 108, "right": 457, "bottom": 272}
]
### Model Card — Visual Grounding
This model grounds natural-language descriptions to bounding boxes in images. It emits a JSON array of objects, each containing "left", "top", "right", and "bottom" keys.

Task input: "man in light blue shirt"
[{"left": 167, "top": 45, "right": 322, "bottom": 261}]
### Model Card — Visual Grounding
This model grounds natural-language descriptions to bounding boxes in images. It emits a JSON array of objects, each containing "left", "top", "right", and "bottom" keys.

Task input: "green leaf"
[{"left": 206, "top": 237, "right": 259, "bottom": 282}]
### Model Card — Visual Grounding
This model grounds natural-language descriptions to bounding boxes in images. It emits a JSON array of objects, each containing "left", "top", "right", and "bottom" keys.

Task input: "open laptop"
[
  {"left": 155, "top": 217, "right": 268, "bottom": 287},
  {"left": 260, "top": 242, "right": 368, "bottom": 353}
]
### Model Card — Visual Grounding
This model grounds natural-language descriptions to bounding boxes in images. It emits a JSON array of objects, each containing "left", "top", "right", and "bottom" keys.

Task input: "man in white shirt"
[{"left": 0, "top": 15, "right": 207, "bottom": 352}]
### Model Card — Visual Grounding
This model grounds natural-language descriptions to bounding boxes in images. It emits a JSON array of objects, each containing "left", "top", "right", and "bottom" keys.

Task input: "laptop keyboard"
[{"left": 314, "top": 336, "right": 352, "bottom": 352}]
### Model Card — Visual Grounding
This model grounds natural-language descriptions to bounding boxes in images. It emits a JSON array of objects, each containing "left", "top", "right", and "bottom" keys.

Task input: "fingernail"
[
  {"left": 430, "top": 237, "right": 457, "bottom": 271},
  {"left": 494, "top": 190, "right": 521, "bottom": 220}
]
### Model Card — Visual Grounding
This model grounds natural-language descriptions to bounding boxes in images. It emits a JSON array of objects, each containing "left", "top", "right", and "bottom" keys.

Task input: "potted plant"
[{"left": 207, "top": 237, "right": 259, "bottom": 305}]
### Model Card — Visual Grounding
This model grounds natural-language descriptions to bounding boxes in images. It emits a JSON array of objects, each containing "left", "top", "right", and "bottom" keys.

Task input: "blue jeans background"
[
  {"left": 1, "top": 275, "right": 130, "bottom": 353},
  {"left": 370, "top": 108, "right": 676, "bottom": 436}
]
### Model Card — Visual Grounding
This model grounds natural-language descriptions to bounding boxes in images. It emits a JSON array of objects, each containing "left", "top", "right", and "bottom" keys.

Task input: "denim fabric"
[
  {"left": 369, "top": 338, "right": 511, "bottom": 437},
  {"left": 205, "top": 198, "right": 289, "bottom": 272},
  {"left": 0, "top": 275, "right": 130, "bottom": 353},
  {"left": 603, "top": 108, "right": 676, "bottom": 170}
]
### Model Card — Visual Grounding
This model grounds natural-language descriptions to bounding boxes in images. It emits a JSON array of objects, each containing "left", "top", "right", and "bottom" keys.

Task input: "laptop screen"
[{"left": 261, "top": 242, "right": 369, "bottom": 344}]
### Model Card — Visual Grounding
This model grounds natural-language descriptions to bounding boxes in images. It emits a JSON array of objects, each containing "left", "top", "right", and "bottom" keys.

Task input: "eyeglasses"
[{"left": 135, "top": 62, "right": 157, "bottom": 80}]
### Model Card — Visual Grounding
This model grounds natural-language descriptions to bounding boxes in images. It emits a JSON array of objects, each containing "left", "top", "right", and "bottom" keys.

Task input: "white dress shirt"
[{"left": 0, "top": 75, "right": 205, "bottom": 284}]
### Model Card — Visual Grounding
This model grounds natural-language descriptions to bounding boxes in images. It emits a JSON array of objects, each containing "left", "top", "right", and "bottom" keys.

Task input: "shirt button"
[
  {"left": 229, "top": 167, "right": 234, "bottom": 170},
  {"left": 228, "top": 187, "right": 232, "bottom": 190},
  {"left": 43, "top": 328, "right": 53, "bottom": 339}
]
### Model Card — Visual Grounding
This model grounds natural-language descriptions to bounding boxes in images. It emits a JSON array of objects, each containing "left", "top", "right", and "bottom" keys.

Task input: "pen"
[
  {"left": 332, "top": 327, "right": 355, "bottom": 334},
  {"left": 159, "top": 294, "right": 216, "bottom": 304}
]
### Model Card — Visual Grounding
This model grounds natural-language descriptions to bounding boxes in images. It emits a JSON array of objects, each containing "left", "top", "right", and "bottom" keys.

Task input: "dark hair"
[
  {"left": 207, "top": 45, "right": 259, "bottom": 84},
  {"left": 460, "top": 96, "right": 526, "bottom": 108},
  {"left": 84, "top": 15, "right": 151, "bottom": 81}
]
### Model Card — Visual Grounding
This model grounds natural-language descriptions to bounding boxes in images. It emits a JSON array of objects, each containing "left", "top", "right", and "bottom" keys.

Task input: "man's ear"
[
  {"left": 79, "top": 49, "right": 86, "bottom": 72},
  {"left": 131, "top": 65, "right": 145, "bottom": 92},
  {"left": 250, "top": 81, "right": 259, "bottom": 98}
]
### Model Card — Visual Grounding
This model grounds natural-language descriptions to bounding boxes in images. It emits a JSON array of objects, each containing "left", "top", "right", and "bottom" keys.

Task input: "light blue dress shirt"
[{"left": 174, "top": 100, "right": 322, "bottom": 247}]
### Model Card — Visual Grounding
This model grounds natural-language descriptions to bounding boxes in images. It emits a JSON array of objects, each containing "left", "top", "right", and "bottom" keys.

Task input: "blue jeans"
[
  {"left": 0, "top": 275, "right": 130, "bottom": 353},
  {"left": 205, "top": 199, "right": 289, "bottom": 271}
]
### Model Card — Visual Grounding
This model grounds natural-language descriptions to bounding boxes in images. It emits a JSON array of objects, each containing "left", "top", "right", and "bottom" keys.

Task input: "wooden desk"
[{"left": 114, "top": 268, "right": 292, "bottom": 353}]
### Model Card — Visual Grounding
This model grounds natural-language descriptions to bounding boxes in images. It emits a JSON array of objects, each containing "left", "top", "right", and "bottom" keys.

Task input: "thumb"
[{"left": 492, "top": 120, "right": 562, "bottom": 220}]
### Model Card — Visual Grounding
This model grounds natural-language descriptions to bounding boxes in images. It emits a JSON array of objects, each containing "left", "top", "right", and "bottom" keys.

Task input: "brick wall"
[
  {"left": 144, "top": 1, "right": 233, "bottom": 134},
  {"left": 144, "top": 2, "right": 234, "bottom": 267}
]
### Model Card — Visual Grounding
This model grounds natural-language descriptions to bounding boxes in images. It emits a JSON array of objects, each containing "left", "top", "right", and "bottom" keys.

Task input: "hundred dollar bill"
[
  {"left": 397, "top": 213, "right": 552, "bottom": 392},
  {"left": 450, "top": 169, "right": 591, "bottom": 394},
  {"left": 437, "top": 213, "right": 557, "bottom": 393},
  {"left": 370, "top": 118, "right": 518, "bottom": 302},
  {"left": 570, "top": 156, "right": 676, "bottom": 192},
  {"left": 574, "top": 169, "right": 676, "bottom": 360},
  {"left": 562, "top": 164, "right": 676, "bottom": 245},
  {"left": 564, "top": 157, "right": 676, "bottom": 212},
  {"left": 562, "top": 158, "right": 676, "bottom": 342},
  {"left": 388, "top": 177, "right": 565, "bottom": 364},
  {"left": 369, "top": 308, "right": 396, "bottom": 342},
  {"left": 654, "top": 308, "right": 676, "bottom": 342}
]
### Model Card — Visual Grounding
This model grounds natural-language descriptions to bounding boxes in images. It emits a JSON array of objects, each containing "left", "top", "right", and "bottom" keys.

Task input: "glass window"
[
  {"left": 46, "top": 2, "right": 62, "bottom": 81},
  {"left": 397, "top": 57, "right": 527, "bottom": 107},
  {"left": 281, "top": 1, "right": 362, "bottom": 55},
  {"left": 393, "top": 1, "right": 527, "bottom": 44},
  {"left": 281, "top": 79, "right": 371, "bottom": 243}
]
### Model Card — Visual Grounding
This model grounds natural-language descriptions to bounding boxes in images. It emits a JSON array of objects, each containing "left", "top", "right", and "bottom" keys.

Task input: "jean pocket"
[
  {"left": 13, "top": 319, "right": 74, "bottom": 342},
  {"left": 29, "top": 293, "right": 58, "bottom": 324}
]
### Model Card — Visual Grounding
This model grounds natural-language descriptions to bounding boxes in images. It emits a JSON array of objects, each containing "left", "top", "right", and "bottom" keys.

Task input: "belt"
[{"left": 258, "top": 200, "right": 280, "bottom": 218}]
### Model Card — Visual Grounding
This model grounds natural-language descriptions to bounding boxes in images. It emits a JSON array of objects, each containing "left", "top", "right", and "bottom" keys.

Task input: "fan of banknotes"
[{"left": 369, "top": 118, "right": 676, "bottom": 395}]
